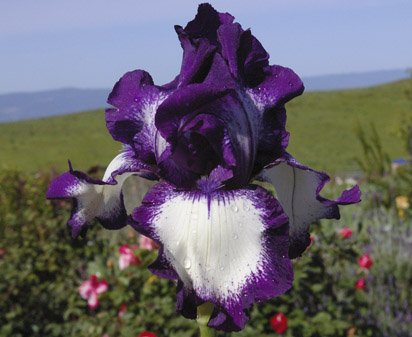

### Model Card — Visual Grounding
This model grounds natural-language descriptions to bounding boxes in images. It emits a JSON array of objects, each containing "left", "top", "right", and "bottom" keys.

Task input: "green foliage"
[
  {"left": 354, "top": 123, "right": 392, "bottom": 179},
  {"left": 1, "top": 169, "right": 411, "bottom": 337},
  {"left": 1, "top": 79, "right": 411, "bottom": 174}
]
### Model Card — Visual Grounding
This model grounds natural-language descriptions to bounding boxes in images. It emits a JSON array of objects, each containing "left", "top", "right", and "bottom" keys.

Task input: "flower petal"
[
  {"left": 96, "top": 280, "right": 108, "bottom": 294},
  {"left": 106, "top": 70, "right": 169, "bottom": 164},
  {"left": 46, "top": 148, "right": 154, "bottom": 237},
  {"left": 87, "top": 292, "right": 99, "bottom": 309},
  {"left": 132, "top": 182, "right": 292, "bottom": 332},
  {"left": 79, "top": 281, "right": 92, "bottom": 299},
  {"left": 262, "top": 154, "right": 361, "bottom": 258},
  {"left": 247, "top": 65, "right": 304, "bottom": 112}
]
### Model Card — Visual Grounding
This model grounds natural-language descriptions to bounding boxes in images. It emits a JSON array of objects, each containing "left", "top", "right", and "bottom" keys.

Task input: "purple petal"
[
  {"left": 106, "top": 70, "right": 169, "bottom": 164},
  {"left": 254, "top": 107, "right": 289, "bottom": 172},
  {"left": 175, "top": 27, "right": 216, "bottom": 85},
  {"left": 132, "top": 182, "right": 292, "bottom": 332},
  {"left": 46, "top": 149, "right": 156, "bottom": 237},
  {"left": 217, "top": 23, "right": 270, "bottom": 85},
  {"left": 262, "top": 153, "right": 361, "bottom": 258},
  {"left": 247, "top": 65, "right": 304, "bottom": 111}
]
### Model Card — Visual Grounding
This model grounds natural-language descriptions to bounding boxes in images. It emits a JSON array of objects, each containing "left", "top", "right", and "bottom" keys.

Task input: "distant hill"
[
  {"left": 1, "top": 79, "right": 410, "bottom": 174},
  {"left": 0, "top": 88, "right": 109, "bottom": 123},
  {"left": 0, "top": 69, "right": 410, "bottom": 123},
  {"left": 303, "top": 69, "right": 409, "bottom": 92}
]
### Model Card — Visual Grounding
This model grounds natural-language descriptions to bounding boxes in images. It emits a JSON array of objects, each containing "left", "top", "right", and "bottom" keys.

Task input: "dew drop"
[
  {"left": 232, "top": 234, "right": 239, "bottom": 240},
  {"left": 231, "top": 205, "right": 239, "bottom": 212},
  {"left": 183, "top": 257, "right": 191, "bottom": 269},
  {"left": 219, "top": 266, "right": 225, "bottom": 271}
]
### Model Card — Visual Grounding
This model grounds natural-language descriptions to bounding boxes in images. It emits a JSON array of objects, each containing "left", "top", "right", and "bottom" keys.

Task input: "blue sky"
[{"left": 1, "top": 0, "right": 411, "bottom": 94}]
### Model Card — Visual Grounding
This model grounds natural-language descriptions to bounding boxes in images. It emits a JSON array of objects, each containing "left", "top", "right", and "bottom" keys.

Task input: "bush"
[{"left": 0, "top": 169, "right": 411, "bottom": 337}]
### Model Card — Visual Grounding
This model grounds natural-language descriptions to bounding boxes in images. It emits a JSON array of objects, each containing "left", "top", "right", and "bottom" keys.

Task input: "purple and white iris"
[{"left": 47, "top": 4, "right": 360, "bottom": 332}]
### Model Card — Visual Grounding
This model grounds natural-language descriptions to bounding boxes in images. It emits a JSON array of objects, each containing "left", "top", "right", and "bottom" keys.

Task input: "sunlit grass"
[{"left": 0, "top": 79, "right": 410, "bottom": 173}]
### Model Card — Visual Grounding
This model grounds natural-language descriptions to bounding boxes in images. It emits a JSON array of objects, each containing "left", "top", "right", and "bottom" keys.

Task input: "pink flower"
[
  {"left": 118, "top": 303, "right": 127, "bottom": 318},
  {"left": 355, "top": 277, "right": 366, "bottom": 290},
  {"left": 119, "top": 244, "right": 141, "bottom": 270},
  {"left": 79, "top": 274, "right": 108, "bottom": 309},
  {"left": 339, "top": 227, "right": 353, "bottom": 239},
  {"left": 358, "top": 254, "right": 373, "bottom": 269},
  {"left": 139, "top": 235, "right": 158, "bottom": 250}
]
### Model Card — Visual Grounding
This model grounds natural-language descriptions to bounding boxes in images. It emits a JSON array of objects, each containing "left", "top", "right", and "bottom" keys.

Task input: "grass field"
[{"left": 0, "top": 79, "right": 411, "bottom": 174}]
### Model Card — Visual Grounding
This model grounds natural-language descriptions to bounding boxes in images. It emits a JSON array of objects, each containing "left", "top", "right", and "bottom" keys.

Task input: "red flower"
[
  {"left": 358, "top": 254, "right": 373, "bottom": 269},
  {"left": 270, "top": 313, "right": 288, "bottom": 334},
  {"left": 355, "top": 277, "right": 366, "bottom": 290},
  {"left": 339, "top": 227, "right": 353, "bottom": 239},
  {"left": 136, "top": 332, "right": 157, "bottom": 337},
  {"left": 118, "top": 303, "right": 127, "bottom": 318}
]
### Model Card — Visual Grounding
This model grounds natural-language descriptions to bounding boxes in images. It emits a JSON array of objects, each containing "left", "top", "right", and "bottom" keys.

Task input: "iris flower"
[{"left": 47, "top": 4, "right": 360, "bottom": 332}]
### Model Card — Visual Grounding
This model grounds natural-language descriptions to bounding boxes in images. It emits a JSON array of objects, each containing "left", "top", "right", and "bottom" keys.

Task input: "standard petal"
[
  {"left": 132, "top": 182, "right": 292, "bottom": 332},
  {"left": 106, "top": 70, "right": 169, "bottom": 164},
  {"left": 262, "top": 154, "right": 361, "bottom": 258},
  {"left": 46, "top": 149, "right": 154, "bottom": 237},
  {"left": 247, "top": 65, "right": 304, "bottom": 112}
]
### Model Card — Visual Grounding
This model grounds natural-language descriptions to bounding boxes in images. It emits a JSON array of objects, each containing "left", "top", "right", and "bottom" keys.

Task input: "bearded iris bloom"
[{"left": 47, "top": 4, "right": 360, "bottom": 332}]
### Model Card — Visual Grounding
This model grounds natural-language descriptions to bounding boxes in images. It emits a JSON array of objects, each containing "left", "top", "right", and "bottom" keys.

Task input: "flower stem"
[{"left": 197, "top": 302, "right": 216, "bottom": 337}]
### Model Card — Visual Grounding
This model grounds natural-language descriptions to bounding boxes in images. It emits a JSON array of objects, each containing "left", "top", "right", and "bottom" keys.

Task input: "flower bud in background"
[
  {"left": 339, "top": 227, "right": 353, "bottom": 239},
  {"left": 270, "top": 312, "right": 288, "bottom": 334},
  {"left": 358, "top": 254, "right": 373, "bottom": 269},
  {"left": 118, "top": 303, "right": 127, "bottom": 318},
  {"left": 137, "top": 332, "right": 157, "bottom": 337},
  {"left": 355, "top": 277, "right": 366, "bottom": 290}
]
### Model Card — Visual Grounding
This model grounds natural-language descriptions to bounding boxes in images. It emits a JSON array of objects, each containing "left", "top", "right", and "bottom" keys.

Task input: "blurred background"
[{"left": 0, "top": 1, "right": 411, "bottom": 336}]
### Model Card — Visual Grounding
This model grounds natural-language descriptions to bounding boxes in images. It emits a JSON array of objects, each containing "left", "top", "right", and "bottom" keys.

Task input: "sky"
[{"left": 1, "top": 0, "right": 411, "bottom": 94}]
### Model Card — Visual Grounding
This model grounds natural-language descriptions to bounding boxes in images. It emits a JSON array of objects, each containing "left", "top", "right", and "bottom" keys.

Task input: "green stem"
[{"left": 197, "top": 302, "right": 216, "bottom": 337}]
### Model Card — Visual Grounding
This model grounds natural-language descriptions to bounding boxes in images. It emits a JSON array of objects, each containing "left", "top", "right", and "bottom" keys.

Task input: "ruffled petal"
[
  {"left": 46, "top": 149, "right": 154, "bottom": 237},
  {"left": 132, "top": 182, "right": 292, "bottom": 332},
  {"left": 262, "top": 154, "right": 361, "bottom": 258},
  {"left": 217, "top": 23, "right": 269, "bottom": 85},
  {"left": 106, "top": 70, "right": 169, "bottom": 164},
  {"left": 247, "top": 65, "right": 304, "bottom": 112}
]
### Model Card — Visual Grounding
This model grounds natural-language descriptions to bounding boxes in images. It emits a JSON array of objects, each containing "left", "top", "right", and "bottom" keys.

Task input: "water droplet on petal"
[
  {"left": 183, "top": 257, "right": 191, "bottom": 269},
  {"left": 232, "top": 234, "right": 239, "bottom": 240},
  {"left": 231, "top": 205, "right": 239, "bottom": 212},
  {"left": 219, "top": 266, "right": 224, "bottom": 271}
]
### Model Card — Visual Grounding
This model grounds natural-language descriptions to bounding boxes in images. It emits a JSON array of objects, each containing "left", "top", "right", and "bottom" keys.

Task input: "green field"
[{"left": 1, "top": 79, "right": 411, "bottom": 174}]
